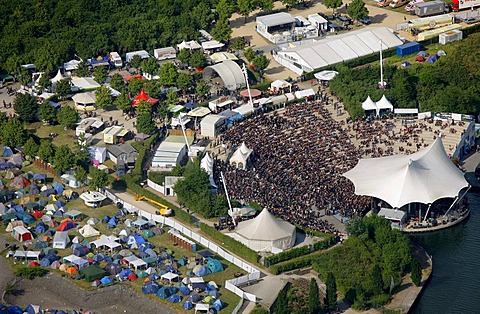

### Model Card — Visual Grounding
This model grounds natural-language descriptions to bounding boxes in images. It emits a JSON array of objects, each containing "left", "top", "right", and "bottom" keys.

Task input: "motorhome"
[{"left": 109, "top": 52, "right": 123, "bottom": 68}]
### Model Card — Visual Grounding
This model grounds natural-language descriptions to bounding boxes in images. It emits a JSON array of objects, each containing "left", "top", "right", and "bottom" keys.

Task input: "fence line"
[
  {"left": 103, "top": 190, "right": 260, "bottom": 302},
  {"left": 147, "top": 179, "right": 165, "bottom": 194}
]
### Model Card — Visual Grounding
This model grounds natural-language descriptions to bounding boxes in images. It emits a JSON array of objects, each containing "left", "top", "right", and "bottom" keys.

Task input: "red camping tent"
[
  {"left": 33, "top": 210, "right": 44, "bottom": 219},
  {"left": 132, "top": 89, "right": 159, "bottom": 107}
]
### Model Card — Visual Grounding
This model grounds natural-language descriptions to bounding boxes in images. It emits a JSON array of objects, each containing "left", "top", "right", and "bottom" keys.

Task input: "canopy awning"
[{"left": 132, "top": 89, "right": 158, "bottom": 107}]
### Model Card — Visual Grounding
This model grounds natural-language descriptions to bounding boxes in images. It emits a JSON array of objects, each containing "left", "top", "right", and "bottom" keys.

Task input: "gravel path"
[{"left": 0, "top": 236, "right": 175, "bottom": 314}]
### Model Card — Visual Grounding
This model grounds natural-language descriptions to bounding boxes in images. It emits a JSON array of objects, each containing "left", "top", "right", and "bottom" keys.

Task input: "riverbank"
[{"left": 0, "top": 235, "right": 175, "bottom": 314}]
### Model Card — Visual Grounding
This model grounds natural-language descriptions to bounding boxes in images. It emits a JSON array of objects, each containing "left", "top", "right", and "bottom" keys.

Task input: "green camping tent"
[
  {"left": 142, "top": 229, "right": 154, "bottom": 238},
  {"left": 79, "top": 265, "right": 108, "bottom": 282},
  {"left": 206, "top": 258, "right": 223, "bottom": 273}
]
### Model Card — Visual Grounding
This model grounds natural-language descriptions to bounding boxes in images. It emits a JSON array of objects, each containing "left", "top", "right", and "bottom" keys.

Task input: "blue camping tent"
[
  {"left": 52, "top": 182, "right": 64, "bottom": 194},
  {"left": 178, "top": 257, "right": 187, "bottom": 266},
  {"left": 93, "top": 253, "right": 105, "bottom": 262},
  {"left": 2, "top": 147, "right": 13, "bottom": 157},
  {"left": 7, "top": 306, "right": 22, "bottom": 314},
  {"left": 15, "top": 212, "right": 36, "bottom": 225},
  {"left": 14, "top": 205, "right": 24, "bottom": 213},
  {"left": 32, "top": 174, "right": 46, "bottom": 182},
  {"left": 54, "top": 200, "right": 65, "bottom": 208},
  {"left": 35, "top": 222, "right": 47, "bottom": 234},
  {"left": 179, "top": 286, "right": 191, "bottom": 295},
  {"left": 119, "top": 268, "right": 132, "bottom": 278},
  {"left": 139, "top": 243, "right": 154, "bottom": 251},
  {"left": 40, "top": 258, "right": 52, "bottom": 267},
  {"left": 142, "top": 281, "right": 161, "bottom": 294},
  {"left": 183, "top": 300, "right": 194, "bottom": 310},
  {"left": 100, "top": 276, "right": 112, "bottom": 285},
  {"left": 206, "top": 258, "right": 223, "bottom": 273},
  {"left": 102, "top": 216, "right": 110, "bottom": 223},
  {"left": 0, "top": 304, "right": 6, "bottom": 314},
  {"left": 156, "top": 287, "right": 178, "bottom": 299},
  {"left": 194, "top": 265, "right": 210, "bottom": 277},
  {"left": 212, "top": 299, "right": 223, "bottom": 312},
  {"left": 108, "top": 217, "right": 117, "bottom": 227},
  {"left": 427, "top": 54, "right": 439, "bottom": 63},
  {"left": 73, "top": 245, "right": 89, "bottom": 257},
  {"left": 168, "top": 294, "right": 182, "bottom": 303}
]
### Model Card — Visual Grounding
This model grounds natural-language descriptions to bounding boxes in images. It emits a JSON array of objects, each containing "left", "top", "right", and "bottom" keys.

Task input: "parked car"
[
  {"left": 359, "top": 16, "right": 372, "bottom": 24},
  {"left": 464, "top": 17, "right": 478, "bottom": 24},
  {"left": 336, "top": 16, "right": 353, "bottom": 27}
]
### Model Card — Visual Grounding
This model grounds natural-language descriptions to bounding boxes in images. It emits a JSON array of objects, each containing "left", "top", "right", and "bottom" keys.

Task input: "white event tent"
[
  {"left": 343, "top": 137, "right": 469, "bottom": 209},
  {"left": 229, "top": 142, "right": 252, "bottom": 170},
  {"left": 232, "top": 209, "right": 296, "bottom": 252},
  {"left": 361, "top": 95, "right": 393, "bottom": 116}
]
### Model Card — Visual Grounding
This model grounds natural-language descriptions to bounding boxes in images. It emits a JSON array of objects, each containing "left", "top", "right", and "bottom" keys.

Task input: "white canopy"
[
  {"left": 91, "top": 235, "right": 121, "bottom": 250},
  {"left": 376, "top": 95, "right": 393, "bottom": 112},
  {"left": 230, "top": 142, "right": 252, "bottom": 170},
  {"left": 63, "top": 60, "right": 81, "bottom": 71},
  {"left": 177, "top": 40, "right": 202, "bottom": 50},
  {"left": 63, "top": 254, "right": 89, "bottom": 269},
  {"left": 71, "top": 77, "right": 101, "bottom": 90},
  {"left": 233, "top": 209, "right": 296, "bottom": 252},
  {"left": 51, "top": 70, "right": 64, "bottom": 83},
  {"left": 343, "top": 137, "right": 469, "bottom": 208},
  {"left": 201, "top": 40, "right": 225, "bottom": 50},
  {"left": 123, "top": 255, "right": 147, "bottom": 270},
  {"left": 200, "top": 152, "right": 214, "bottom": 176},
  {"left": 72, "top": 92, "right": 96, "bottom": 105},
  {"left": 362, "top": 96, "right": 377, "bottom": 111},
  {"left": 271, "top": 80, "right": 291, "bottom": 90},
  {"left": 314, "top": 70, "right": 338, "bottom": 81},
  {"left": 13, "top": 251, "right": 41, "bottom": 260},
  {"left": 294, "top": 88, "right": 315, "bottom": 99},
  {"left": 79, "top": 224, "right": 100, "bottom": 237},
  {"left": 161, "top": 272, "right": 179, "bottom": 282}
]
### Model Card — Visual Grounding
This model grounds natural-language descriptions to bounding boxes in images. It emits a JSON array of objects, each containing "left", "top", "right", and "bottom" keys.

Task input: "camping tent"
[
  {"left": 58, "top": 219, "right": 75, "bottom": 231},
  {"left": 343, "top": 137, "right": 469, "bottom": 208},
  {"left": 157, "top": 287, "right": 178, "bottom": 299},
  {"left": 232, "top": 209, "right": 296, "bottom": 252},
  {"left": 12, "top": 225, "right": 33, "bottom": 242},
  {"left": 53, "top": 231, "right": 70, "bottom": 249},
  {"left": 79, "top": 224, "right": 100, "bottom": 237},
  {"left": 206, "top": 258, "right": 223, "bottom": 273},
  {"left": 142, "top": 281, "right": 161, "bottom": 294},
  {"left": 10, "top": 176, "right": 30, "bottom": 189},
  {"left": 79, "top": 265, "right": 108, "bottom": 282}
]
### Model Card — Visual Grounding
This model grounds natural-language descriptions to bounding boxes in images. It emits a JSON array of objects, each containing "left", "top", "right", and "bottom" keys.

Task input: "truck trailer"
[
  {"left": 451, "top": 0, "right": 480, "bottom": 11},
  {"left": 415, "top": 1, "right": 450, "bottom": 17}
]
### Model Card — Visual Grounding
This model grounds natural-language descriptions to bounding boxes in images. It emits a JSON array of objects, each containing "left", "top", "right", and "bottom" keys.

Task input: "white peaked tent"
[
  {"left": 343, "top": 137, "right": 469, "bottom": 209},
  {"left": 362, "top": 96, "right": 377, "bottom": 112},
  {"left": 375, "top": 95, "right": 393, "bottom": 114},
  {"left": 53, "top": 231, "right": 70, "bottom": 249},
  {"left": 79, "top": 224, "right": 100, "bottom": 238},
  {"left": 229, "top": 142, "right": 252, "bottom": 170},
  {"left": 200, "top": 152, "right": 214, "bottom": 176},
  {"left": 51, "top": 70, "right": 64, "bottom": 84},
  {"left": 233, "top": 209, "right": 296, "bottom": 252}
]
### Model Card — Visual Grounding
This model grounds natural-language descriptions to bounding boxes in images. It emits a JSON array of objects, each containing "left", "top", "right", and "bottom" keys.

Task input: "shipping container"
[
  {"left": 415, "top": 0, "right": 450, "bottom": 17},
  {"left": 396, "top": 42, "right": 421, "bottom": 56}
]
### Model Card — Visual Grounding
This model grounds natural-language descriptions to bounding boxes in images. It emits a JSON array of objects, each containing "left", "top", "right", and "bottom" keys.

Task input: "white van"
[
  {"left": 405, "top": 0, "right": 424, "bottom": 11},
  {"left": 109, "top": 52, "right": 123, "bottom": 68}
]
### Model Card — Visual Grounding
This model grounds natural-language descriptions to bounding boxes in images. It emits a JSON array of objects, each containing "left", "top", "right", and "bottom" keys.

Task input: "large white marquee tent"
[
  {"left": 231, "top": 209, "right": 296, "bottom": 252},
  {"left": 343, "top": 137, "right": 469, "bottom": 209}
]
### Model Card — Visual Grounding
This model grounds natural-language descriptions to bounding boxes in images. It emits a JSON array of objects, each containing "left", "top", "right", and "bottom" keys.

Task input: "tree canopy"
[
  {"left": 53, "top": 145, "right": 75, "bottom": 173},
  {"left": 0, "top": 117, "right": 27, "bottom": 148},
  {"left": 14, "top": 93, "right": 38, "bottom": 123},
  {"left": 57, "top": 106, "right": 79, "bottom": 129}
]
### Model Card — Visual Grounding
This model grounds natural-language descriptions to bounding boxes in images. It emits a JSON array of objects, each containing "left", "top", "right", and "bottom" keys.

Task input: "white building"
[
  {"left": 273, "top": 27, "right": 404, "bottom": 75},
  {"left": 151, "top": 141, "right": 187, "bottom": 170},
  {"left": 308, "top": 14, "right": 328, "bottom": 31},
  {"left": 200, "top": 114, "right": 226, "bottom": 138},
  {"left": 256, "top": 12, "right": 296, "bottom": 43},
  {"left": 154, "top": 47, "right": 176, "bottom": 60}
]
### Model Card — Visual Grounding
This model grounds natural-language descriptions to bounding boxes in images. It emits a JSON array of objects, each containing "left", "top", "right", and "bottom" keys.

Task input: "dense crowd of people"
[{"left": 213, "top": 101, "right": 371, "bottom": 234}]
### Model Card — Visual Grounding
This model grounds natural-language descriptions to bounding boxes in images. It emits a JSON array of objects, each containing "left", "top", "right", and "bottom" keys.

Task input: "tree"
[
  {"left": 93, "top": 66, "right": 108, "bottom": 84},
  {"left": 142, "top": 58, "right": 160, "bottom": 76},
  {"left": 17, "top": 67, "right": 31, "bottom": 87},
  {"left": 114, "top": 92, "right": 132, "bottom": 111},
  {"left": 110, "top": 73, "right": 125, "bottom": 91},
  {"left": 129, "top": 54, "right": 142, "bottom": 71},
  {"left": 325, "top": 272, "right": 337, "bottom": 312},
  {"left": 195, "top": 79, "right": 210, "bottom": 99},
  {"left": 231, "top": 37, "right": 246, "bottom": 52},
  {"left": 237, "top": 0, "right": 256, "bottom": 23},
  {"left": 177, "top": 73, "right": 192, "bottom": 92},
  {"left": 371, "top": 264, "right": 384, "bottom": 295},
  {"left": 74, "top": 166, "right": 87, "bottom": 184},
  {"left": 55, "top": 78, "right": 72, "bottom": 100},
  {"left": 165, "top": 89, "right": 179, "bottom": 106},
  {"left": 252, "top": 54, "right": 270, "bottom": 74},
  {"left": 75, "top": 62, "right": 90, "bottom": 77},
  {"left": 38, "top": 103, "right": 57, "bottom": 124},
  {"left": 136, "top": 100, "right": 157, "bottom": 135},
  {"left": 128, "top": 77, "right": 145, "bottom": 95},
  {"left": 411, "top": 258, "right": 422, "bottom": 287},
  {"left": 38, "top": 73, "right": 52, "bottom": 91},
  {"left": 281, "top": 0, "right": 299, "bottom": 7},
  {"left": 324, "top": 0, "right": 343, "bottom": 14},
  {"left": 23, "top": 137, "right": 39, "bottom": 158},
  {"left": 53, "top": 145, "right": 75, "bottom": 173},
  {"left": 158, "top": 63, "right": 179, "bottom": 86},
  {"left": 0, "top": 117, "right": 27, "bottom": 147},
  {"left": 347, "top": 0, "right": 369, "bottom": 22},
  {"left": 89, "top": 167, "right": 109, "bottom": 190},
  {"left": 189, "top": 51, "right": 207, "bottom": 69},
  {"left": 57, "top": 105, "right": 78, "bottom": 129},
  {"left": 74, "top": 133, "right": 92, "bottom": 165},
  {"left": 14, "top": 93, "right": 38, "bottom": 122},
  {"left": 37, "top": 140, "right": 55, "bottom": 163},
  {"left": 244, "top": 48, "right": 256, "bottom": 63},
  {"left": 95, "top": 85, "right": 113, "bottom": 109},
  {"left": 177, "top": 49, "right": 191, "bottom": 65},
  {"left": 193, "top": 2, "right": 213, "bottom": 30},
  {"left": 211, "top": 18, "right": 232, "bottom": 43},
  {"left": 258, "top": 0, "right": 274, "bottom": 11},
  {"left": 274, "top": 289, "right": 289, "bottom": 314},
  {"left": 216, "top": 0, "right": 235, "bottom": 20},
  {"left": 309, "top": 278, "right": 321, "bottom": 314}
]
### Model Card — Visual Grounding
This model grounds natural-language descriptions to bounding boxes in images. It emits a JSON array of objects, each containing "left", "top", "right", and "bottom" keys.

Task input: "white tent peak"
[
  {"left": 376, "top": 95, "right": 393, "bottom": 111},
  {"left": 239, "top": 142, "right": 251, "bottom": 155},
  {"left": 51, "top": 70, "right": 64, "bottom": 83},
  {"left": 343, "top": 137, "right": 469, "bottom": 208},
  {"left": 362, "top": 96, "right": 377, "bottom": 111},
  {"left": 230, "top": 143, "right": 253, "bottom": 169}
]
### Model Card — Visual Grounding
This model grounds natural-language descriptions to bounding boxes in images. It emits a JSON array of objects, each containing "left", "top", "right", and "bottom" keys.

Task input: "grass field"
[{"left": 26, "top": 123, "right": 76, "bottom": 148}]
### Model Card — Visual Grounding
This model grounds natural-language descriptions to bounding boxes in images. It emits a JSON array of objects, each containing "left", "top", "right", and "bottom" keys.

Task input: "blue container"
[{"left": 396, "top": 42, "right": 421, "bottom": 57}]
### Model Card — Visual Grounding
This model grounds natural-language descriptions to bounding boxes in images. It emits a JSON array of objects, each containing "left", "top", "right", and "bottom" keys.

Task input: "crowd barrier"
[
  {"left": 147, "top": 179, "right": 165, "bottom": 194},
  {"left": 104, "top": 190, "right": 260, "bottom": 302}
]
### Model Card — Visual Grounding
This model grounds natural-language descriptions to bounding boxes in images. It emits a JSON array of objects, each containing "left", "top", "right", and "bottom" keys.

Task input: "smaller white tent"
[
  {"left": 71, "top": 77, "right": 101, "bottom": 90},
  {"left": 270, "top": 80, "right": 291, "bottom": 91},
  {"left": 229, "top": 142, "right": 252, "bottom": 170},
  {"left": 362, "top": 96, "right": 377, "bottom": 112},
  {"left": 79, "top": 224, "right": 100, "bottom": 238},
  {"left": 53, "top": 231, "right": 70, "bottom": 249},
  {"left": 177, "top": 40, "right": 202, "bottom": 50},
  {"left": 72, "top": 92, "right": 96, "bottom": 105},
  {"left": 88, "top": 146, "right": 107, "bottom": 164},
  {"left": 232, "top": 209, "right": 296, "bottom": 252},
  {"left": 200, "top": 152, "right": 214, "bottom": 176},
  {"left": 314, "top": 70, "right": 338, "bottom": 81},
  {"left": 51, "top": 70, "right": 64, "bottom": 84},
  {"left": 375, "top": 95, "right": 393, "bottom": 114}
]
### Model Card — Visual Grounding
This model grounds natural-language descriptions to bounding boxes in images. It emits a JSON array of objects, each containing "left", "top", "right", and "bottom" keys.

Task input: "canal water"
[{"left": 411, "top": 192, "right": 480, "bottom": 313}]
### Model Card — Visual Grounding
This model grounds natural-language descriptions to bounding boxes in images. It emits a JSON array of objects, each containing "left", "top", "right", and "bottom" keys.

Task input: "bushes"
[
  {"left": 265, "top": 233, "right": 335, "bottom": 266},
  {"left": 200, "top": 223, "right": 260, "bottom": 264},
  {"left": 14, "top": 266, "right": 48, "bottom": 279},
  {"left": 269, "top": 254, "right": 320, "bottom": 275}
]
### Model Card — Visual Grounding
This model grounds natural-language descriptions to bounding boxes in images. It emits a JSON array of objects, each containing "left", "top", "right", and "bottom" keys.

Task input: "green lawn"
[{"left": 27, "top": 123, "right": 76, "bottom": 148}]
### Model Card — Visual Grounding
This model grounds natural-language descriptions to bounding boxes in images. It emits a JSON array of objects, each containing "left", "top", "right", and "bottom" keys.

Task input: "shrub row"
[
  {"left": 269, "top": 253, "right": 321, "bottom": 275},
  {"left": 264, "top": 233, "right": 335, "bottom": 266},
  {"left": 200, "top": 223, "right": 260, "bottom": 265}
]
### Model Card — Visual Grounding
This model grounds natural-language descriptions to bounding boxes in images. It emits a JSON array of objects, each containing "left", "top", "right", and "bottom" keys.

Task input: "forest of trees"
[
  {"left": 330, "top": 33, "right": 480, "bottom": 118},
  {"left": 0, "top": 0, "right": 301, "bottom": 74}
]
